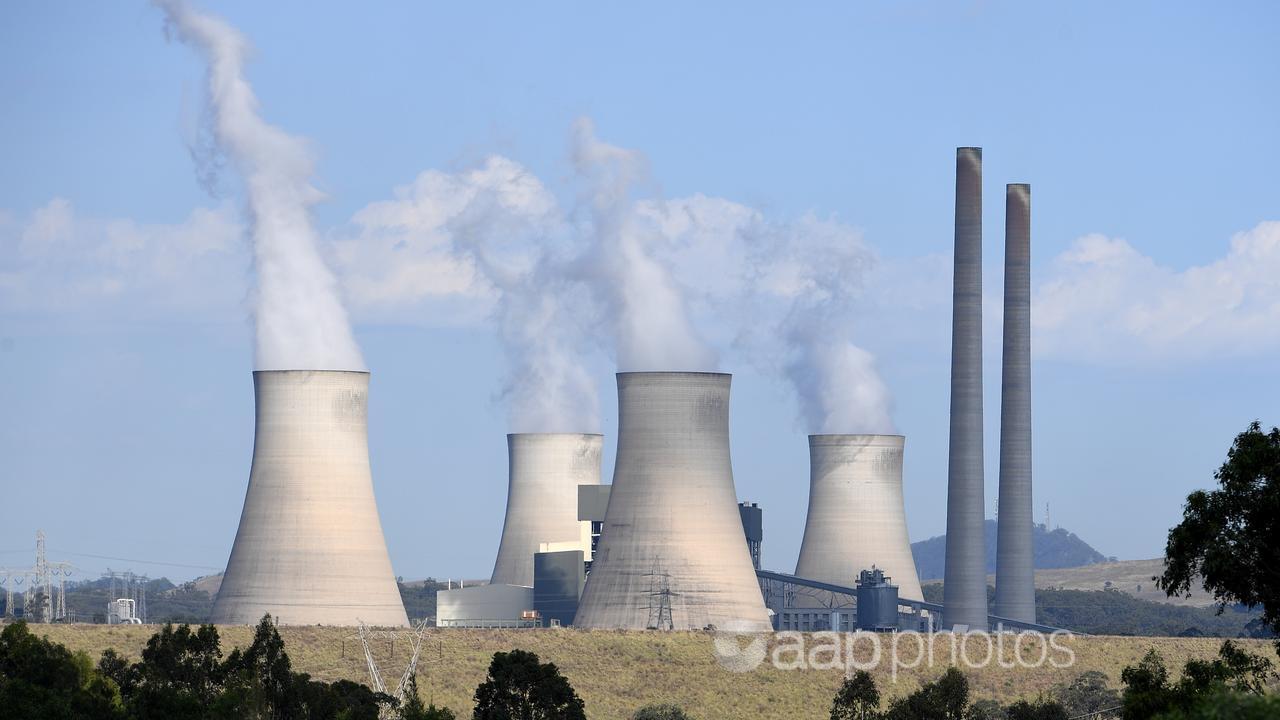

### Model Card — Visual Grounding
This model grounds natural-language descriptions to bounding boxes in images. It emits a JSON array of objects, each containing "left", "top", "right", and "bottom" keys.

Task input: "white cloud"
[
  {"left": 0, "top": 198, "right": 245, "bottom": 320},
  {"left": 1034, "top": 221, "right": 1280, "bottom": 362}
]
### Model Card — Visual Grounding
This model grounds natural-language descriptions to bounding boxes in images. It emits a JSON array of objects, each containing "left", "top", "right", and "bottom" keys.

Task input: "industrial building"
[
  {"left": 794, "top": 435, "right": 924, "bottom": 604},
  {"left": 490, "top": 433, "right": 602, "bottom": 587},
  {"left": 211, "top": 371, "right": 409, "bottom": 627},
  {"left": 574, "top": 372, "right": 773, "bottom": 632}
]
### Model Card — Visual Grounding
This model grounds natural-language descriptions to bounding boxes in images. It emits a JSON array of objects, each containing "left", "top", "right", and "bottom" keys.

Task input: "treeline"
[
  {"left": 828, "top": 640, "right": 1278, "bottom": 720},
  {"left": 0, "top": 617, "right": 453, "bottom": 720},
  {"left": 919, "top": 583, "right": 1266, "bottom": 637}
]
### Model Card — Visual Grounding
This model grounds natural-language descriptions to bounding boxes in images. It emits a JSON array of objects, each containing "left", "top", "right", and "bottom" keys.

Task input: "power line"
[{"left": 49, "top": 549, "right": 220, "bottom": 572}]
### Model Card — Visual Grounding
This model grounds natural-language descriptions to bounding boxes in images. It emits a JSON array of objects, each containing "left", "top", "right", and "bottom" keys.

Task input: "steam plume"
[
  {"left": 157, "top": 0, "right": 364, "bottom": 371},
  {"left": 571, "top": 119, "right": 716, "bottom": 372}
]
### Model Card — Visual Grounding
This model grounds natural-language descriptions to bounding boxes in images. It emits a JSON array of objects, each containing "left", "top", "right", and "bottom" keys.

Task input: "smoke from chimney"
[{"left": 157, "top": 0, "right": 363, "bottom": 371}]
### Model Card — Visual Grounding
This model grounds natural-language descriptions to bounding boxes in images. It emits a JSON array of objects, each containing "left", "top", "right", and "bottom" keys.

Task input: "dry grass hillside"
[
  {"left": 30, "top": 624, "right": 1274, "bottom": 720},
  {"left": 1029, "top": 559, "right": 1216, "bottom": 607}
]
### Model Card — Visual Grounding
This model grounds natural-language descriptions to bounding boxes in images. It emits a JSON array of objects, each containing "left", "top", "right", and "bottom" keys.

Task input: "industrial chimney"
[
  {"left": 573, "top": 372, "right": 772, "bottom": 632},
  {"left": 994, "top": 183, "right": 1035, "bottom": 623},
  {"left": 491, "top": 433, "right": 603, "bottom": 588},
  {"left": 211, "top": 371, "right": 409, "bottom": 627},
  {"left": 795, "top": 435, "right": 924, "bottom": 603},
  {"left": 943, "top": 147, "right": 989, "bottom": 630}
]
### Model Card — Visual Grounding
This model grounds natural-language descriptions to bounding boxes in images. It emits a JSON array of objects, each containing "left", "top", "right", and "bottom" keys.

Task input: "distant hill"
[{"left": 912, "top": 520, "right": 1108, "bottom": 580}]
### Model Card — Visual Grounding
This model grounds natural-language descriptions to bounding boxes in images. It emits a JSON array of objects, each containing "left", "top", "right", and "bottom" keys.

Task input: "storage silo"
[
  {"left": 573, "top": 372, "right": 772, "bottom": 631},
  {"left": 211, "top": 370, "right": 409, "bottom": 627},
  {"left": 490, "top": 433, "right": 603, "bottom": 588},
  {"left": 794, "top": 434, "right": 924, "bottom": 603}
]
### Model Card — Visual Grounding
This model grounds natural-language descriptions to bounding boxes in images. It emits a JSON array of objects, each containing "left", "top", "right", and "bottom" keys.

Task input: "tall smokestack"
[
  {"left": 994, "top": 183, "right": 1035, "bottom": 623},
  {"left": 795, "top": 435, "right": 924, "bottom": 603},
  {"left": 491, "top": 433, "right": 603, "bottom": 587},
  {"left": 574, "top": 372, "right": 772, "bottom": 631},
  {"left": 211, "top": 371, "right": 409, "bottom": 626},
  {"left": 943, "top": 147, "right": 988, "bottom": 630}
]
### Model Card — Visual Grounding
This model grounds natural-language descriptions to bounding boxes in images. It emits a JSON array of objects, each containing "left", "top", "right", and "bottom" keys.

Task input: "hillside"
[
  {"left": 919, "top": 584, "right": 1267, "bottom": 638},
  {"left": 912, "top": 520, "right": 1108, "bottom": 580},
  {"left": 28, "top": 624, "right": 1273, "bottom": 720},
  {"left": 1031, "top": 559, "right": 1216, "bottom": 607}
]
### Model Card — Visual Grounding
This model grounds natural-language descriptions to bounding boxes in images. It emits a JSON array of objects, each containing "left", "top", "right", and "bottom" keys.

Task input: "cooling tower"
[
  {"left": 211, "top": 370, "right": 409, "bottom": 627},
  {"left": 794, "top": 435, "right": 924, "bottom": 603},
  {"left": 573, "top": 372, "right": 772, "bottom": 632},
  {"left": 943, "top": 147, "right": 989, "bottom": 630},
  {"left": 490, "top": 433, "right": 603, "bottom": 588},
  {"left": 994, "top": 183, "right": 1036, "bottom": 623}
]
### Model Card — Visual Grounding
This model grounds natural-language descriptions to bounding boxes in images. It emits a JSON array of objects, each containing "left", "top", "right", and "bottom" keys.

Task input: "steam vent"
[
  {"left": 491, "top": 433, "right": 603, "bottom": 587},
  {"left": 574, "top": 372, "right": 772, "bottom": 631},
  {"left": 211, "top": 370, "right": 409, "bottom": 626}
]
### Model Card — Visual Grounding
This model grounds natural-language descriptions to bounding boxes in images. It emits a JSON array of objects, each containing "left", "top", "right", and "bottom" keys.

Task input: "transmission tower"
[
  {"left": 643, "top": 559, "right": 677, "bottom": 631},
  {"left": 0, "top": 531, "right": 75, "bottom": 622},
  {"left": 353, "top": 619, "right": 433, "bottom": 720}
]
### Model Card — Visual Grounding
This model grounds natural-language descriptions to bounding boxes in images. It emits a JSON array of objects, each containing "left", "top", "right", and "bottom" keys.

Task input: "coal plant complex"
[{"left": 156, "top": 146, "right": 1055, "bottom": 637}]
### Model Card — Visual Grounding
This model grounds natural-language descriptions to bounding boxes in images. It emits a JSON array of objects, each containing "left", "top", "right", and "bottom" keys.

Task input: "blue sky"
[{"left": 1, "top": 1, "right": 1278, "bottom": 583}]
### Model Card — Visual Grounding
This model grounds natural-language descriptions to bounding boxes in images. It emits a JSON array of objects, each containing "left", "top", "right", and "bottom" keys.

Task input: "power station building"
[
  {"left": 211, "top": 370, "right": 409, "bottom": 627},
  {"left": 574, "top": 372, "right": 773, "bottom": 632}
]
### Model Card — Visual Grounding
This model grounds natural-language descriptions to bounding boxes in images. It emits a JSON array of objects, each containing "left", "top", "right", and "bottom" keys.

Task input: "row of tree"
[{"left": 827, "top": 639, "right": 1277, "bottom": 720}]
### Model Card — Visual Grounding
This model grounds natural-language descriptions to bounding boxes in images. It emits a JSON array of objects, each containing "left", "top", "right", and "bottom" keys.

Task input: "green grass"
[{"left": 25, "top": 624, "right": 1274, "bottom": 720}]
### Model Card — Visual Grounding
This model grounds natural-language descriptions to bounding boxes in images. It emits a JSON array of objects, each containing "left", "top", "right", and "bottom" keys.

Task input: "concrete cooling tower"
[
  {"left": 490, "top": 433, "right": 603, "bottom": 587},
  {"left": 211, "top": 370, "right": 409, "bottom": 627},
  {"left": 794, "top": 435, "right": 924, "bottom": 603},
  {"left": 574, "top": 372, "right": 772, "bottom": 632},
  {"left": 943, "top": 147, "right": 989, "bottom": 630},
  {"left": 994, "top": 183, "right": 1036, "bottom": 624}
]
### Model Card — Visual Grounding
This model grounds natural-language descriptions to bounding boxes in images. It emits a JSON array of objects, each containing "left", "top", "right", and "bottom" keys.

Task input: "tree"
[
  {"left": 883, "top": 667, "right": 968, "bottom": 720},
  {"left": 1053, "top": 670, "right": 1120, "bottom": 717},
  {"left": 632, "top": 704, "right": 693, "bottom": 720},
  {"left": 1003, "top": 697, "right": 1068, "bottom": 720},
  {"left": 1159, "top": 421, "right": 1280, "bottom": 648},
  {"left": 1120, "top": 641, "right": 1276, "bottom": 720},
  {"left": 472, "top": 649, "right": 586, "bottom": 720},
  {"left": 0, "top": 621, "right": 123, "bottom": 720},
  {"left": 830, "top": 670, "right": 880, "bottom": 720}
]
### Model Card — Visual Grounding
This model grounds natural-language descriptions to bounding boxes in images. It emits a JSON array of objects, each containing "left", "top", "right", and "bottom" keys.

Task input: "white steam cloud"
[
  {"left": 571, "top": 119, "right": 717, "bottom": 372},
  {"left": 157, "top": 0, "right": 364, "bottom": 371}
]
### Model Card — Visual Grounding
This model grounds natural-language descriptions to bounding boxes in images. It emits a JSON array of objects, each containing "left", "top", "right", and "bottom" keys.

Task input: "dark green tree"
[
  {"left": 1158, "top": 421, "right": 1280, "bottom": 648},
  {"left": 631, "top": 703, "right": 693, "bottom": 720},
  {"left": 830, "top": 670, "right": 880, "bottom": 720},
  {"left": 1120, "top": 649, "right": 1175, "bottom": 720},
  {"left": 1053, "top": 670, "right": 1120, "bottom": 717},
  {"left": 1121, "top": 641, "right": 1275, "bottom": 720},
  {"left": 883, "top": 667, "right": 968, "bottom": 720},
  {"left": 1003, "top": 697, "right": 1068, "bottom": 720},
  {"left": 0, "top": 621, "right": 123, "bottom": 719},
  {"left": 125, "top": 623, "right": 225, "bottom": 719},
  {"left": 472, "top": 649, "right": 586, "bottom": 720}
]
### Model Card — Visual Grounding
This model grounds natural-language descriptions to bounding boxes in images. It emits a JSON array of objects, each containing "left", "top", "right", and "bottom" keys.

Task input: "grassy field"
[
  {"left": 26, "top": 623, "right": 1274, "bottom": 719},
  {"left": 1028, "top": 559, "right": 1215, "bottom": 607}
]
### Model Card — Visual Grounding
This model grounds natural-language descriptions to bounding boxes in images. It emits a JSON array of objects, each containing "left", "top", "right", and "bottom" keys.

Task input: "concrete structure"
[
  {"left": 211, "top": 371, "right": 409, "bottom": 627},
  {"left": 574, "top": 372, "right": 772, "bottom": 632},
  {"left": 436, "top": 584, "right": 536, "bottom": 628},
  {"left": 794, "top": 435, "right": 924, "bottom": 603},
  {"left": 943, "top": 147, "right": 989, "bottom": 630},
  {"left": 578, "top": 484, "right": 612, "bottom": 569},
  {"left": 533, "top": 549, "right": 585, "bottom": 626},
  {"left": 994, "top": 183, "right": 1036, "bottom": 623},
  {"left": 491, "top": 433, "right": 602, "bottom": 587}
]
